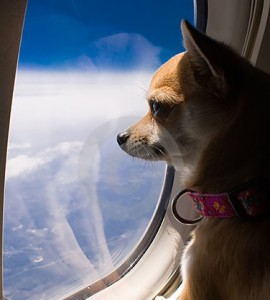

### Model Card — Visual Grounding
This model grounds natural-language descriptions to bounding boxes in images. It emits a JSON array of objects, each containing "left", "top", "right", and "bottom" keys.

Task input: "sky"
[
  {"left": 4, "top": 1, "right": 194, "bottom": 299},
  {"left": 19, "top": 0, "right": 194, "bottom": 69}
]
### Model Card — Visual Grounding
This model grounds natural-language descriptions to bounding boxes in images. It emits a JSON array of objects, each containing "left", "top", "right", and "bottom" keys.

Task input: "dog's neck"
[
  {"left": 185, "top": 78, "right": 270, "bottom": 193},
  {"left": 183, "top": 141, "right": 270, "bottom": 194}
]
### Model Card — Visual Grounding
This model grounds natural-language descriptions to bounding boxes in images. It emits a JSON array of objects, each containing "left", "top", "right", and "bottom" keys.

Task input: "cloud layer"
[{"left": 4, "top": 70, "right": 165, "bottom": 300}]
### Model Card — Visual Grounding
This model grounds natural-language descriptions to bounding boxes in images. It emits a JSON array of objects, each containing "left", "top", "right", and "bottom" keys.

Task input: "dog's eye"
[{"left": 150, "top": 100, "right": 161, "bottom": 117}]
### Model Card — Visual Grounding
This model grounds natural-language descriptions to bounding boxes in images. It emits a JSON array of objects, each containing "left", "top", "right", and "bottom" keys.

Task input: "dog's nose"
[{"left": 117, "top": 131, "right": 130, "bottom": 145}]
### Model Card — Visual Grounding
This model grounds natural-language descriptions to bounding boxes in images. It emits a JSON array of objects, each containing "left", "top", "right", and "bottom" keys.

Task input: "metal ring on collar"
[{"left": 171, "top": 189, "right": 203, "bottom": 225}]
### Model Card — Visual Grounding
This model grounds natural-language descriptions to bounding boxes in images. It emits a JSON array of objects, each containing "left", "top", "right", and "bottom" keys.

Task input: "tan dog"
[{"left": 117, "top": 20, "right": 270, "bottom": 300}]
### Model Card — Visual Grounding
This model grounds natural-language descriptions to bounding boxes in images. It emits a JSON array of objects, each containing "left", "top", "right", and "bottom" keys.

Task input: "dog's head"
[{"left": 117, "top": 20, "right": 268, "bottom": 184}]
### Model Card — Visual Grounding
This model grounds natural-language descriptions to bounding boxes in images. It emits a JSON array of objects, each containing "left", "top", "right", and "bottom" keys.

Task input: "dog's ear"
[{"left": 181, "top": 19, "right": 231, "bottom": 96}]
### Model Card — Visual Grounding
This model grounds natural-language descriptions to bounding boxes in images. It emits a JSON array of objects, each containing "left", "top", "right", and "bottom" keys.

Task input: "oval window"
[{"left": 3, "top": 1, "right": 194, "bottom": 299}]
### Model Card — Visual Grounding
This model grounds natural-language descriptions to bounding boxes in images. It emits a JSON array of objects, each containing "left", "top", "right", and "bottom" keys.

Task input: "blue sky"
[{"left": 20, "top": 0, "right": 194, "bottom": 69}]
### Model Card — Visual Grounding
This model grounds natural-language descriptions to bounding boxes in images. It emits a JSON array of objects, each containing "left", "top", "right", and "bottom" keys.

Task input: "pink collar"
[{"left": 172, "top": 177, "right": 270, "bottom": 224}]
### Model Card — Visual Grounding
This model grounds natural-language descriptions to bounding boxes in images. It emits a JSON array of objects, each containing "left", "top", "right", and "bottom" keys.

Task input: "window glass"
[{"left": 3, "top": 1, "right": 193, "bottom": 299}]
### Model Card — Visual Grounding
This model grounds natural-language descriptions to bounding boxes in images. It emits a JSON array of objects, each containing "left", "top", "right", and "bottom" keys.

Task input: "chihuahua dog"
[{"left": 117, "top": 20, "right": 270, "bottom": 300}]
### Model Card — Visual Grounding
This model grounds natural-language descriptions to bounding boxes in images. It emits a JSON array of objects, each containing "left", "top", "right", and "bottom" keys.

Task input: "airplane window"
[{"left": 3, "top": 1, "right": 194, "bottom": 299}]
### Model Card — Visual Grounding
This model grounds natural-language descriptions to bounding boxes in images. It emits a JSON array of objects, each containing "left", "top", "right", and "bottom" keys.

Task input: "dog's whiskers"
[
  {"left": 152, "top": 144, "right": 166, "bottom": 158},
  {"left": 141, "top": 144, "right": 157, "bottom": 160}
]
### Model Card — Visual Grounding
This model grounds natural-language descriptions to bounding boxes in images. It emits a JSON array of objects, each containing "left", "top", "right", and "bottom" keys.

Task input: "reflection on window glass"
[{"left": 3, "top": 1, "right": 193, "bottom": 299}]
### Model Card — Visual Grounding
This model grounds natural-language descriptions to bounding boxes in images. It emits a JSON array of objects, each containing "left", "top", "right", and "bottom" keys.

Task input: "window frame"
[{"left": 0, "top": 1, "right": 27, "bottom": 298}]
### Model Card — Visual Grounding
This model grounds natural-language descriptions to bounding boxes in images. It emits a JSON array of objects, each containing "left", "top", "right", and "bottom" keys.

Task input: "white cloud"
[
  {"left": 6, "top": 154, "right": 46, "bottom": 178},
  {"left": 8, "top": 142, "right": 32, "bottom": 150},
  {"left": 6, "top": 141, "right": 82, "bottom": 179},
  {"left": 10, "top": 70, "right": 153, "bottom": 145},
  {"left": 63, "top": 32, "right": 162, "bottom": 71},
  {"left": 92, "top": 32, "right": 161, "bottom": 69}
]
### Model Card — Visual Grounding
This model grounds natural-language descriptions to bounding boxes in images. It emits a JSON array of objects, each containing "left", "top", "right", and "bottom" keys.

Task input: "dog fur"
[{"left": 117, "top": 20, "right": 270, "bottom": 300}]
